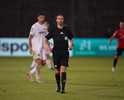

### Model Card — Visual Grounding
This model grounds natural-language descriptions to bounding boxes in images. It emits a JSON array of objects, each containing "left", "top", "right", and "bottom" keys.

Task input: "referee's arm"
[
  {"left": 44, "top": 38, "right": 52, "bottom": 53},
  {"left": 69, "top": 39, "right": 74, "bottom": 50}
]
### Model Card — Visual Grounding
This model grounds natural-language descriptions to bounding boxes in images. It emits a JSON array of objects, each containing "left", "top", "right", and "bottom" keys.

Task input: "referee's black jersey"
[{"left": 45, "top": 26, "right": 73, "bottom": 50}]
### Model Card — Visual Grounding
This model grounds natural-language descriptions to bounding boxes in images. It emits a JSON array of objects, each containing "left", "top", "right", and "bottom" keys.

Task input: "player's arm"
[
  {"left": 108, "top": 36, "right": 114, "bottom": 45},
  {"left": 108, "top": 31, "right": 118, "bottom": 45},
  {"left": 29, "top": 34, "right": 33, "bottom": 54},
  {"left": 69, "top": 39, "right": 74, "bottom": 50},
  {"left": 44, "top": 38, "right": 52, "bottom": 53}
]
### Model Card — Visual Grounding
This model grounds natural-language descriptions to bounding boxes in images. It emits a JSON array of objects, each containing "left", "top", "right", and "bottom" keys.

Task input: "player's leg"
[
  {"left": 27, "top": 51, "right": 38, "bottom": 82},
  {"left": 30, "top": 60, "right": 36, "bottom": 70},
  {"left": 35, "top": 51, "right": 46, "bottom": 83},
  {"left": 112, "top": 55, "right": 119, "bottom": 71},
  {"left": 27, "top": 60, "right": 36, "bottom": 81},
  {"left": 27, "top": 59, "right": 45, "bottom": 82},
  {"left": 36, "top": 59, "right": 46, "bottom": 82},
  {"left": 35, "top": 59, "right": 44, "bottom": 83},
  {"left": 28, "top": 50, "right": 44, "bottom": 82},
  {"left": 46, "top": 54, "right": 55, "bottom": 70},
  {"left": 42, "top": 60, "right": 46, "bottom": 66},
  {"left": 112, "top": 48, "right": 122, "bottom": 71},
  {"left": 29, "top": 60, "right": 44, "bottom": 75}
]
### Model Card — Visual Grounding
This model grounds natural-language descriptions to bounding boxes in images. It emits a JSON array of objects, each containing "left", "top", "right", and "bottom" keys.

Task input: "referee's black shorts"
[
  {"left": 116, "top": 48, "right": 124, "bottom": 55},
  {"left": 52, "top": 49, "right": 69, "bottom": 69}
]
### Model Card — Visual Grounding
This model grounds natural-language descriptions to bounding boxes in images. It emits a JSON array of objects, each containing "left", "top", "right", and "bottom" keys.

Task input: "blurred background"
[
  {"left": 0, "top": 0, "right": 124, "bottom": 38},
  {"left": 0, "top": 0, "right": 124, "bottom": 57}
]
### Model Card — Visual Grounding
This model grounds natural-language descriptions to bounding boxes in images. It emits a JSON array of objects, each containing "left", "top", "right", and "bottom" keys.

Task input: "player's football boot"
[
  {"left": 112, "top": 67, "right": 115, "bottom": 71},
  {"left": 56, "top": 87, "right": 61, "bottom": 92},
  {"left": 61, "top": 90, "right": 65, "bottom": 93},
  {"left": 30, "top": 67, "right": 34, "bottom": 70},
  {"left": 35, "top": 79, "right": 44, "bottom": 83},
  {"left": 27, "top": 71, "right": 34, "bottom": 82},
  {"left": 49, "top": 67, "right": 55, "bottom": 70}
]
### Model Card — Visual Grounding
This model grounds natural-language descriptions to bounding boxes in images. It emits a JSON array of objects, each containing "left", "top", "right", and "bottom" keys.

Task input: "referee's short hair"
[
  {"left": 55, "top": 13, "right": 64, "bottom": 19},
  {"left": 38, "top": 13, "right": 45, "bottom": 17}
]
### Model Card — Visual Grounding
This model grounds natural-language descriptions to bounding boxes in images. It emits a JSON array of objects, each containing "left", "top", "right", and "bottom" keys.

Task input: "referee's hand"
[
  {"left": 69, "top": 44, "right": 73, "bottom": 50},
  {"left": 46, "top": 45, "right": 52, "bottom": 53}
]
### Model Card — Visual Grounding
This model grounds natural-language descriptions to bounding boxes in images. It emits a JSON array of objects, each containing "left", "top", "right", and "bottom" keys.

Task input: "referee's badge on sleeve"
[{"left": 64, "top": 36, "right": 68, "bottom": 40}]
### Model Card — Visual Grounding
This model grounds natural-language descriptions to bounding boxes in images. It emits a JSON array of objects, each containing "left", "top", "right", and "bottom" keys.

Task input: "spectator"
[{"left": 103, "top": 27, "right": 113, "bottom": 38}]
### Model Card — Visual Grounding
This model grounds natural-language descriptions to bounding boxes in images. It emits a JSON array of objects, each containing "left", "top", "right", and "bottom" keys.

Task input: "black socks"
[
  {"left": 55, "top": 72, "right": 66, "bottom": 90},
  {"left": 113, "top": 58, "right": 118, "bottom": 68},
  {"left": 55, "top": 74, "right": 60, "bottom": 88},
  {"left": 62, "top": 72, "right": 66, "bottom": 90}
]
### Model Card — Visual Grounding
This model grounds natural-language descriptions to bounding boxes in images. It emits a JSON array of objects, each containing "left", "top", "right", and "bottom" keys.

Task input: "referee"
[{"left": 44, "top": 13, "right": 74, "bottom": 93}]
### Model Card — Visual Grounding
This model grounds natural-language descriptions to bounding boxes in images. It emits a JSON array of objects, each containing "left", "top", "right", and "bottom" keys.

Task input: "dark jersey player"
[
  {"left": 44, "top": 13, "right": 74, "bottom": 93},
  {"left": 108, "top": 22, "right": 124, "bottom": 71}
]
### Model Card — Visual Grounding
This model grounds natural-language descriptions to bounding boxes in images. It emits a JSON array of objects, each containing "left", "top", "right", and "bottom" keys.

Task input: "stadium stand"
[{"left": 0, "top": 0, "right": 124, "bottom": 38}]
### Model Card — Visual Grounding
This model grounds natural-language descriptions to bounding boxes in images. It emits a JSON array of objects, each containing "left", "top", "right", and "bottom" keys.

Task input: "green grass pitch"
[{"left": 0, "top": 57, "right": 124, "bottom": 100}]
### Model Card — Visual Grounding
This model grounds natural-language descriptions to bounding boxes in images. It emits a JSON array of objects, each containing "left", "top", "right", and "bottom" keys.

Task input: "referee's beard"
[{"left": 58, "top": 22, "right": 63, "bottom": 26}]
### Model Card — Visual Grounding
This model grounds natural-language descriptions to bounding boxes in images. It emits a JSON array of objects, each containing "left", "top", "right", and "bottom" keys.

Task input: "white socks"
[
  {"left": 30, "top": 64, "right": 43, "bottom": 75},
  {"left": 35, "top": 64, "right": 41, "bottom": 80},
  {"left": 30, "top": 59, "right": 52, "bottom": 70},
  {"left": 46, "top": 59, "right": 52, "bottom": 68},
  {"left": 30, "top": 60, "right": 36, "bottom": 68},
  {"left": 30, "top": 67, "right": 36, "bottom": 74}
]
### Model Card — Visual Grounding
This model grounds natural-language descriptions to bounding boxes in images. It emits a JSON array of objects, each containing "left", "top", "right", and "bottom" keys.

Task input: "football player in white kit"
[
  {"left": 30, "top": 21, "right": 55, "bottom": 70},
  {"left": 27, "top": 13, "right": 47, "bottom": 83}
]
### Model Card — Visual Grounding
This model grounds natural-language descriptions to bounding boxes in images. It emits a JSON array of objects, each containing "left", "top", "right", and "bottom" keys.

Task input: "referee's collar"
[{"left": 56, "top": 26, "right": 65, "bottom": 30}]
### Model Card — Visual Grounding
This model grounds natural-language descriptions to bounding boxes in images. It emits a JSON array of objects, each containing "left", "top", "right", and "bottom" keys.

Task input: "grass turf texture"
[{"left": 0, "top": 57, "right": 124, "bottom": 100}]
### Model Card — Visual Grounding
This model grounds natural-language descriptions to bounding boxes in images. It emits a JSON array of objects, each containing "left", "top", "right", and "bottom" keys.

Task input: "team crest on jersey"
[{"left": 64, "top": 36, "right": 68, "bottom": 40}]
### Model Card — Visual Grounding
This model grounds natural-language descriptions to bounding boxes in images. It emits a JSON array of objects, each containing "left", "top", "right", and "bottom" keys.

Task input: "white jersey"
[{"left": 30, "top": 22, "right": 48, "bottom": 52}]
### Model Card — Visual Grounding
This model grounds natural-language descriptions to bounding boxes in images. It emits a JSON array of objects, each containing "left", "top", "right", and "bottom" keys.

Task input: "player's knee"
[
  {"left": 46, "top": 54, "right": 50, "bottom": 59},
  {"left": 36, "top": 59, "right": 42, "bottom": 65},
  {"left": 42, "top": 62, "right": 46, "bottom": 66},
  {"left": 42, "top": 60, "right": 46, "bottom": 66},
  {"left": 115, "top": 55, "right": 119, "bottom": 59},
  {"left": 36, "top": 64, "right": 41, "bottom": 68}
]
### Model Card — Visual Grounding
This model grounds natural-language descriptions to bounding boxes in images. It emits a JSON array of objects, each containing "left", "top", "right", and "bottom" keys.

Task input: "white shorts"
[{"left": 32, "top": 50, "right": 46, "bottom": 60}]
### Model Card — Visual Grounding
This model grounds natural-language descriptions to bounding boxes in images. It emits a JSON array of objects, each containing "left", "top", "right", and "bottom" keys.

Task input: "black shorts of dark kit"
[
  {"left": 52, "top": 49, "right": 69, "bottom": 70},
  {"left": 115, "top": 48, "right": 124, "bottom": 56}
]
